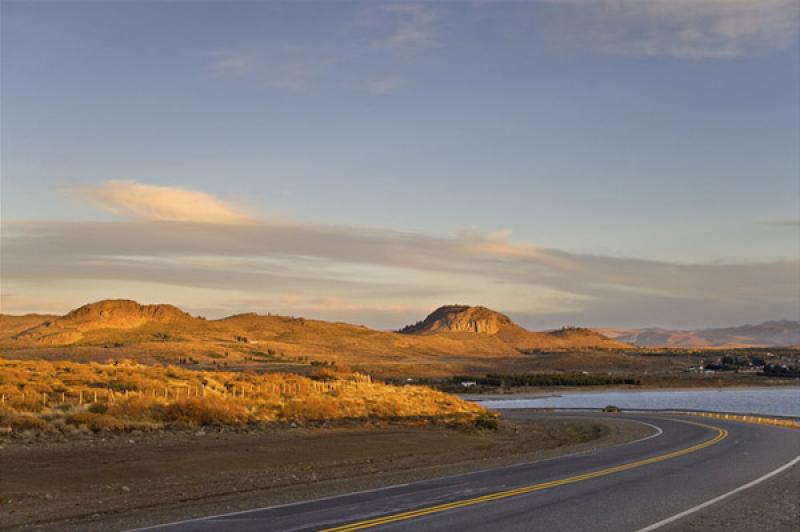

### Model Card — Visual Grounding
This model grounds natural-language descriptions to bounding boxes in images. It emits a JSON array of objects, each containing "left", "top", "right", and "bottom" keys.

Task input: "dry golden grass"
[{"left": 0, "top": 358, "right": 488, "bottom": 435}]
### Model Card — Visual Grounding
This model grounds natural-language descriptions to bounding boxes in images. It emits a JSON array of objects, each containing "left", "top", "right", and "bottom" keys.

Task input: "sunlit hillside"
[
  {"left": 0, "top": 359, "right": 489, "bottom": 435},
  {"left": 0, "top": 300, "right": 628, "bottom": 375}
]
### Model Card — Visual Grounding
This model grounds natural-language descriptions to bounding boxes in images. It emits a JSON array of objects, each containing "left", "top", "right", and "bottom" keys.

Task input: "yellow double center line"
[{"left": 322, "top": 421, "right": 727, "bottom": 532}]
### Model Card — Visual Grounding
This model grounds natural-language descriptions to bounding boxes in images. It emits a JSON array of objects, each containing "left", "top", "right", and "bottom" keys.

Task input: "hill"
[
  {"left": 14, "top": 300, "right": 194, "bottom": 345},
  {"left": 399, "top": 305, "right": 627, "bottom": 351},
  {"left": 0, "top": 300, "right": 627, "bottom": 373},
  {"left": 600, "top": 320, "right": 800, "bottom": 348},
  {"left": 400, "top": 305, "right": 515, "bottom": 335}
]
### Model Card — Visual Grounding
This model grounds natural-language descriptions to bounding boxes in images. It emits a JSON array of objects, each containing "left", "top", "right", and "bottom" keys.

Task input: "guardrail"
[
  {"left": 502, "top": 406, "right": 800, "bottom": 430},
  {"left": 674, "top": 410, "right": 800, "bottom": 429}
]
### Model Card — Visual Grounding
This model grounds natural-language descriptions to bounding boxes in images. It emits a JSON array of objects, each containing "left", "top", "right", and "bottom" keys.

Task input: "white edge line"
[
  {"left": 636, "top": 455, "right": 800, "bottom": 532},
  {"left": 130, "top": 415, "right": 664, "bottom": 531}
]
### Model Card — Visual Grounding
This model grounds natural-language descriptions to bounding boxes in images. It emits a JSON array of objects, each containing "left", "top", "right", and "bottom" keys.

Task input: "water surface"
[{"left": 473, "top": 387, "right": 800, "bottom": 418}]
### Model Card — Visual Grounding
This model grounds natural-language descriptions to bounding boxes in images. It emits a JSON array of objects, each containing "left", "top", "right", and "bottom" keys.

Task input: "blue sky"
[{"left": 2, "top": 1, "right": 799, "bottom": 329}]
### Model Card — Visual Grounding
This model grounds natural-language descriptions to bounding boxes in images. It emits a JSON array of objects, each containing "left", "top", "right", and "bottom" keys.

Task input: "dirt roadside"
[
  {"left": 673, "top": 463, "right": 800, "bottom": 532},
  {"left": 0, "top": 412, "right": 650, "bottom": 531}
]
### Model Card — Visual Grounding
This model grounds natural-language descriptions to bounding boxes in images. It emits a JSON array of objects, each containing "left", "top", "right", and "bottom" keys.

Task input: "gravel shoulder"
[
  {"left": 668, "top": 460, "right": 800, "bottom": 532},
  {"left": 0, "top": 412, "right": 650, "bottom": 531}
]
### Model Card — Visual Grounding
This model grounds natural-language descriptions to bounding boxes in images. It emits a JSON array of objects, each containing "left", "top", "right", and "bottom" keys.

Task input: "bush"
[
  {"left": 472, "top": 413, "right": 499, "bottom": 430},
  {"left": 106, "top": 397, "right": 154, "bottom": 421},
  {"left": 0, "top": 411, "right": 47, "bottom": 431},
  {"left": 157, "top": 399, "right": 252, "bottom": 426},
  {"left": 67, "top": 411, "right": 127, "bottom": 432},
  {"left": 280, "top": 396, "right": 340, "bottom": 421},
  {"left": 88, "top": 402, "right": 108, "bottom": 414}
]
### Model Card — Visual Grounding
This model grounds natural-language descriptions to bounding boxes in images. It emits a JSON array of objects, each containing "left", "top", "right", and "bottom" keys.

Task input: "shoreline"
[{"left": 458, "top": 382, "right": 800, "bottom": 401}]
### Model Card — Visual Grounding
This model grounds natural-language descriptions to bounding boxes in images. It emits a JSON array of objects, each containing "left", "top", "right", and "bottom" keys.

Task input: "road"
[{"left": 138, "top": 413, "right": 800, "bottom": 532}]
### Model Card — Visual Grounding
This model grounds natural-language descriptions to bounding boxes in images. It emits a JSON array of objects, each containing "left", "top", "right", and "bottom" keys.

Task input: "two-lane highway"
[{"left": 138, "top": 413, "right": 800, "bottom": 532}]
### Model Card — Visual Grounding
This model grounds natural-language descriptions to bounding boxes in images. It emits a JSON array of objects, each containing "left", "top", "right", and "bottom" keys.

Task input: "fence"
[{"left": 0, "top": 374, "right": 374, "bottom": 408}]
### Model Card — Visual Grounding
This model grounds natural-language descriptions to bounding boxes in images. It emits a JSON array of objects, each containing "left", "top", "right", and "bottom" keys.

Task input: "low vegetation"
[
  {"left": 0, "top": 359, "right": 489, "bottom": 436},
  {"left": 442, "top": 373, "right": 641, "bottom": 392}
]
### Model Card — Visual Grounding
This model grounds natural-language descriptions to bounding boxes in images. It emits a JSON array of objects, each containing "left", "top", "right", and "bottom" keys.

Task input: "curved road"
[{"left": 138, "top": 413, "right": 800, "bottom": 532}]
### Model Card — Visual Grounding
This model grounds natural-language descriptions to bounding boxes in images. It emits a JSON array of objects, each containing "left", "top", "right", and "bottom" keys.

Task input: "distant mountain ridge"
[{"left": 599, "top": 320, "right": 800, "bottom": 348}]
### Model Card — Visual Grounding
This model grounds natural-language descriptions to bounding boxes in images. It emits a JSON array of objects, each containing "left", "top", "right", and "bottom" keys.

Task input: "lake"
[{"left": 472, "top": 387, "right": 800, "bottom": 418}]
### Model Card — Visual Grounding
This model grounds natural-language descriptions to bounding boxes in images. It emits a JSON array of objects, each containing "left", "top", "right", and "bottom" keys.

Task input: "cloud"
[
  {"left": 206, "top": 51, "right": 258, "bottom": 76},
  {"left": 762, "top": 218, "right": 800, "bottom": 227},
  {"left": 358, "top": 77, "right": 406, "bottom": 94},
  {"left": 202, "top": 4, "right": 440, "bottom": 93},
  {"left": 3, "top": 216, "right": 797, "bottom": 328},
  {"left": 379, "top": 4, "right": 439, "bottom": 51},
  {"left": 546, "top": 0, "right": 800, "bottom": 59},
  {"left": 3, "top": 180, "right": 796, "bottom": 328},
  {"left": 72, "top": 181, "right": 252, "bottom": 224}
]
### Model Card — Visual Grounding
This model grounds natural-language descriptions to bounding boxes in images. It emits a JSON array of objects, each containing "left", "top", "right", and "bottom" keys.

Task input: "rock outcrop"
[{"left": 399, "top": 305, "right": 514, "bottom": 335}]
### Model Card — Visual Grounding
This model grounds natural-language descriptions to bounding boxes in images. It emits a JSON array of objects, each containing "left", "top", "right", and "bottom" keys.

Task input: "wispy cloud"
[
  {"left": 206, "top": 51, "right": 258, "bottom": 76},
  {"left": 545, "top": 0, "right": 800, "bottom": 59},
  {"left": 202, "top": 3, "right": 441, "bottom": 93},
  {"left": 762, "top": 218, "right": 800, "bottom": 227},
  {"left": 379, "top": 4, "right": 439, "bottom": 51},
  {"left": 358, "top": 76, "right": 406, "bottom": 95},
  {"left": 4, "top": 181, "right": 798, "bottom": 328},
  {"left": 72, "top": 181, "right": 252, "bottom": 224}
]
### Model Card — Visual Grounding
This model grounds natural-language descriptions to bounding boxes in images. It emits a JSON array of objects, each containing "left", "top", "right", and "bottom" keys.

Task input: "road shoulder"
[{"left": 1, "top": 412, "right": 651, "bottom": 531}]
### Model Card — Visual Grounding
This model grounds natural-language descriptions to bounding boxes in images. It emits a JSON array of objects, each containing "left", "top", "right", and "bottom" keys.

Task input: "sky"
[{"left": 1, "top": 0, "right": 799, "bottom": 330}]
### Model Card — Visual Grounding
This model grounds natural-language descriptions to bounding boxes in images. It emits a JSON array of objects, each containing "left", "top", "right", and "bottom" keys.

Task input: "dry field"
[{"left": 0, "top": 358, "right": 488, "bottom": 436}]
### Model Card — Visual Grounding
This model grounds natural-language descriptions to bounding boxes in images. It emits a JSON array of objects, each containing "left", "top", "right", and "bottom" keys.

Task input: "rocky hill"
[
  {"left": 399, "top": 305, "right": 515, "bottom": 335},
  {"left": 13, "top": 300, "right": 194, "bottom": 345},
  {"left": 399, "top": 305, "right": 628, "bottom": 351}
]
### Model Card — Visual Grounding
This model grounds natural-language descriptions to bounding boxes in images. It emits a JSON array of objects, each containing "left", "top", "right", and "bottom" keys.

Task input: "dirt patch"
[{"left": 0, "top": 412, "right": 650, "bottom": 531}]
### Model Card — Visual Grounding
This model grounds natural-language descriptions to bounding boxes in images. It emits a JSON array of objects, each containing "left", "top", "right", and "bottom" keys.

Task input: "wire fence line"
[{"left": 1, "top": 374, "right": 374, "bottom": 407}]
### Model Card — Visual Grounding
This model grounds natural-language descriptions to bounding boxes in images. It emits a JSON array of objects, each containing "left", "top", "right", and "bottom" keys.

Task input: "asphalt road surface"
[{"left": 137, "top": 413, "right": 800, "bottom": 532}]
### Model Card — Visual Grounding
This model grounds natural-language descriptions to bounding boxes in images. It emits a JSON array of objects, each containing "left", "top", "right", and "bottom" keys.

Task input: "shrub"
[
  {"left": 88, "top": 402, "right": 108, "bottom": 414},
  {"left": 67, "top": 411, "right": 127, "bottom": 432},
  {"left": 158, "top": 399, "right": 252, "bottom": 426},
  {"left": 0, "top": 411, "right": 47, "bottom": 431},
  {"left": 473, "top": 413, "right": 499, "bottom": 431},
  {"left": 106, "top": 397, "right": 154, "bottom": 421},
  {"left": 281, "top": 397, "right": 340, "bottom": 421}
]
